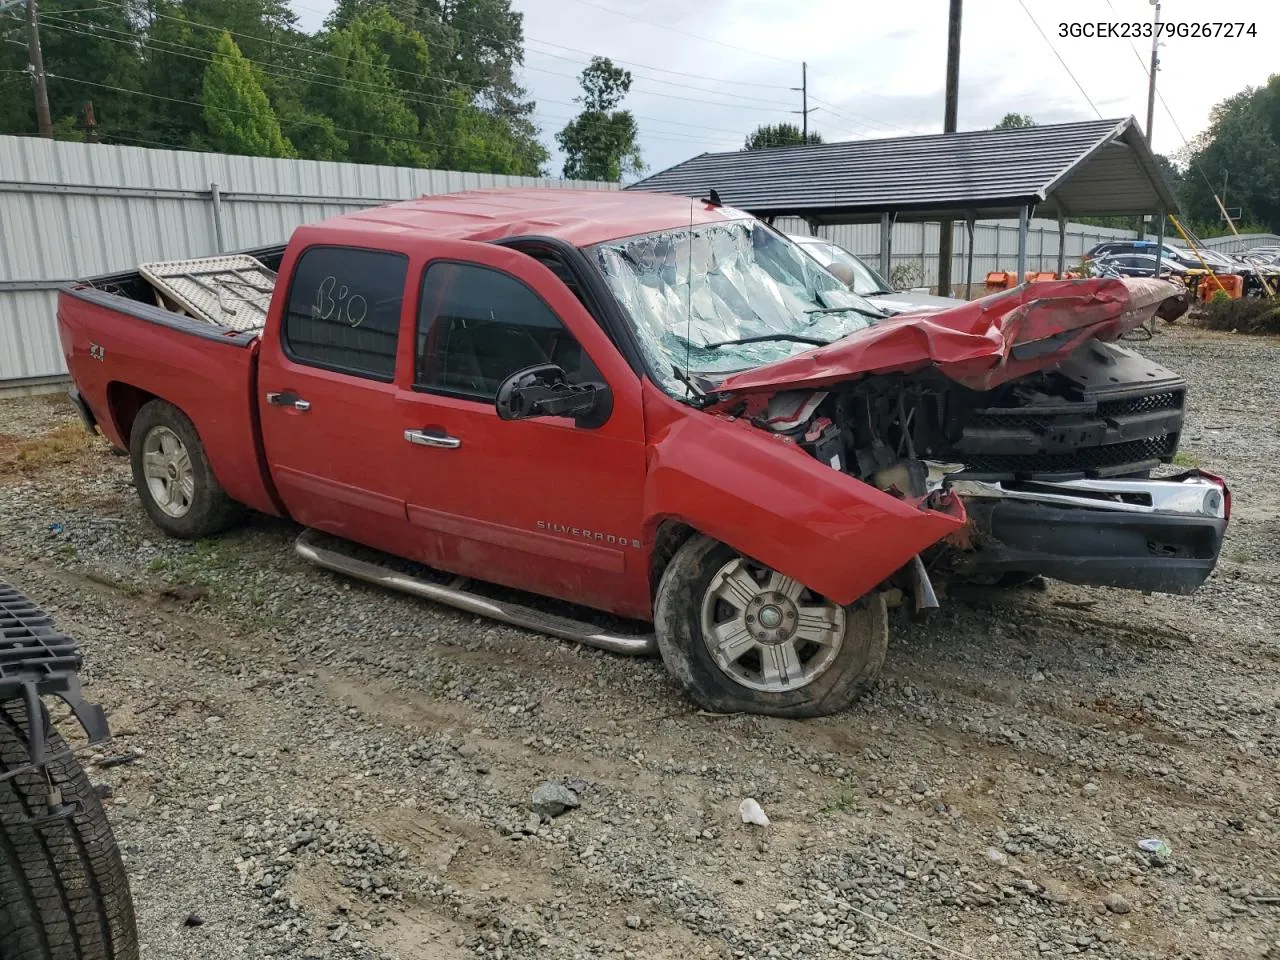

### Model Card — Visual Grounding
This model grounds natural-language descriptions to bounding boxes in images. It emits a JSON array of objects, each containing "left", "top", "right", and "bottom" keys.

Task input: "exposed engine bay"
[
  {"left": 717, "top": 337, "right": 1227, "bottom": 596},
  {"left": 739, "top": 339, "right": 1186, "bottom": 486}
]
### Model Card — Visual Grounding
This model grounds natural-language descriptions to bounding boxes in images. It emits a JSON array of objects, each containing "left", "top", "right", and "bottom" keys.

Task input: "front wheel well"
[{"left": 649, "top": 520, "right": 698, "bottom": 599}]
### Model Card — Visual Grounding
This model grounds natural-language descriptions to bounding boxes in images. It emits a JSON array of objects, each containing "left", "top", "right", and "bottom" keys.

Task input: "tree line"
[
  {"left": 0, "top": 0, "right": 620, "bottom": 178},
  {"left": 5, "top": 1, "right": 1277, "bottom": 218}
]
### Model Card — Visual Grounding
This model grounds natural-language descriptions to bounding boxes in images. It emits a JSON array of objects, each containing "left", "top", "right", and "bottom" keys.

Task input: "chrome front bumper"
[{"left": 945, "top": 472, "right": 1229, "bottom": 594}]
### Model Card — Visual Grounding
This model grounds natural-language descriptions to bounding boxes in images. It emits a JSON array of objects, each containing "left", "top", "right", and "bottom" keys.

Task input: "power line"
[
  {"left": 1015, "top": 0, "right": 1102, "bottom": 119},
  {"left": 46, "top": 68, "right": 740, "bottom": 151},
  {"left": 1098, "top": 0, "right": 1220, "bottom": 196},
  {"left": 68, "top": 2, "right": 796, "bottom": 121},
  {"left": 38, "top": 14, "right": 758, "bottom": 144},
  {"left": 806, "top": 96, "right": 921, "bottom": 136},
  {"left": 522, "top": 38, "right": 792, "bottom": 89},
  {"left": 287, "top": 0, "right": 796, "bottom": 96},
  {"left": 555, "top": 0, "right": 794, "bottom": 64}
]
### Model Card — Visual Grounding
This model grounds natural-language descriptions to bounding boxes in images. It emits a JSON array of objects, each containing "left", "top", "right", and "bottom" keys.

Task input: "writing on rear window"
[{"left": 314, "top": 276, "right": 368, "bottom": 329}]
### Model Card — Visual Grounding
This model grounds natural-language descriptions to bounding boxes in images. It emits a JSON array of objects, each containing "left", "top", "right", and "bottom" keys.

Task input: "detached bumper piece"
[
  {"left": 949, "top": 473, "right": 1228, "bottom": 595},
  {"left": 0, "top": 579, "right": 110, "bottom": 800}
]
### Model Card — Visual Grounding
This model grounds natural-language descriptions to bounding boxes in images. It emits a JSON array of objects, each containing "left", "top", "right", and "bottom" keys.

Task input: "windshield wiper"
[
  {"left": 805, "top": 304, "right": 884, "bottom": 318},
  {"left": 703, "top": 333, "right": 832, "bottom": 350}
]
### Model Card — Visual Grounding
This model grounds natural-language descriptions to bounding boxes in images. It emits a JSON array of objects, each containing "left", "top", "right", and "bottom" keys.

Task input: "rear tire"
[
  {"left": 654, "top": 535, "right": 888, "bottom": 718},
  {"left": 0, "top": 702, "right": 139, "bottom": 960},
  {"left": 129, "top": 399, "right": 242, "bottom": 539}
]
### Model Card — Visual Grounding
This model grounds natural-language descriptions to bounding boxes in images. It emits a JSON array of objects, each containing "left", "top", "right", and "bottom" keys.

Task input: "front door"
[
  {"left": 257, "top": 244, "right": 410, "bottom": 550},
  {"left": 393, "top": 246, "right": 649, "bottom": 618}
]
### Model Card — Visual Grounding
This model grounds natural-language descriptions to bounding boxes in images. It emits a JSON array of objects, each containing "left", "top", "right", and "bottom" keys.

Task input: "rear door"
[
  {"left": 257, "top": 244, "right": 410, "bottom": 549},
  {"left": 392, "top": 242, "right": 650, "bottom": 618}
]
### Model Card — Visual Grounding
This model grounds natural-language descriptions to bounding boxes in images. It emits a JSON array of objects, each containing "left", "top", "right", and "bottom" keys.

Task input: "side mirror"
[{"left": 494, "top": 363, "right": 613, "bottom": 429}]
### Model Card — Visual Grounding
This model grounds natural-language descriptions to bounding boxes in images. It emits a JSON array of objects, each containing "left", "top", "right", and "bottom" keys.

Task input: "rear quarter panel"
[{"left": 56, "top": 288, "right": 281, "bottom": 517}]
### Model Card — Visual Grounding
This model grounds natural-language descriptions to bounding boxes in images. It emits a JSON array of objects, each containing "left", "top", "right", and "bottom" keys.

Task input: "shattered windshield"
[
  {"left": 795, "top": 238, "right": 894, "bottom": 296},
  {"left": 589, "top": 219, "right": 884, "bottom": 396}
]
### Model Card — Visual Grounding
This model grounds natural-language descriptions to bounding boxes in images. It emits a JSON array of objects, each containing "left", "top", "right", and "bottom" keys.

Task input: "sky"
[{"left": 290, "top": 0, "right": 1280, "bottom": 180}]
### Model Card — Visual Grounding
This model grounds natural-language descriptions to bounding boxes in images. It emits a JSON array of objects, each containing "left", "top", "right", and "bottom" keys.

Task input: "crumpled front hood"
[{"left": 715, "top": 277, "right": 1190, "bottom": 395}]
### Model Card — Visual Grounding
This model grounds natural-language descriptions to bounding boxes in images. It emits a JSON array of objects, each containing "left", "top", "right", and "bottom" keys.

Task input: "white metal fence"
[
  {"left": 774, "top": 217, "right": 1138, "bottom": 293},
  {"left": 0, "top": 136, "right": 616, "bottom": 390},
  {"left": 1198, "top": 232, "right": 1280, "bottom": 254},
  {"left": 0, "top": 133, "right": 1146, "bottom": 391}
]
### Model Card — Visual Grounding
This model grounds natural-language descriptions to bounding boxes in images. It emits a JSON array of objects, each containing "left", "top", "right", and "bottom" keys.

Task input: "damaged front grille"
[
  {"left": 1096, "top": 390, "right": 1184, "bottom": 419},
  {"left": 960, "top": 434, "right": 1179, "bottom": 477},
  {"left": 942, "top": 342, "right": 1187, "bottom": 480}
]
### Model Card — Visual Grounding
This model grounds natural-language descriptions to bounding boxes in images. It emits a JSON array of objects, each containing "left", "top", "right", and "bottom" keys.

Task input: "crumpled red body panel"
[{"left": 716, "top": 277, "right": 1190, "bottom": 395}]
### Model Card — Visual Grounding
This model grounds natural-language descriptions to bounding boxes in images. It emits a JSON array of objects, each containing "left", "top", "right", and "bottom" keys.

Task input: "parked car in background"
[
  {"left": 787, "top": 234, "right": 964, "bottom": 314},
  {"left": 1086, "top": 240, "right": 1238, "bottom": 273},
  {"left": 1092, "top": 253, "right": 1189, "bottom": 279}
]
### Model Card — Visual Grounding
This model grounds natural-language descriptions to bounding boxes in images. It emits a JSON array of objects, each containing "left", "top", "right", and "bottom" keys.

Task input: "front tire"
[
  {"left": 654, "top": 535, "right": 888, "bottom": 717},
  {"left": 129, "top": 399, "right": 242, "bottom": 539},
  {"left": 0, "top": 702, "right": 139, "bottom": 960}
]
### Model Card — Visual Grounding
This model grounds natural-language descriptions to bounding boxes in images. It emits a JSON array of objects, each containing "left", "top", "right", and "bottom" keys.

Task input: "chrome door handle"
[
  {"left": 267, "top": 391, "right": 310, "bottom": 411},
  {"left": 404, "top": 428, "right": 461, "bottom": 449}
]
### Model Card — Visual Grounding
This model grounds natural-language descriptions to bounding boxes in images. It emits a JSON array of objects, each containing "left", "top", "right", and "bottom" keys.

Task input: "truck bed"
[
  {"left": 69, "top": 243, "right": 286, "bottom": 339},
  {"left": 56, "top": 243, "right": 288, "bottom": 518}
]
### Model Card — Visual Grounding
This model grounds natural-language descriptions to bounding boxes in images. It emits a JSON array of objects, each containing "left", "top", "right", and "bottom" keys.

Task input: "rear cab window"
[{"left": 283, "top": 246, "right": 409, "bottom": 381}]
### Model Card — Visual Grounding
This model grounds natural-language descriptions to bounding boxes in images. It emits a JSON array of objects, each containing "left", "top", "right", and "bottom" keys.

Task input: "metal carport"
[{"left": 627, "top": 117, "right": 1180, "bottom": 296}]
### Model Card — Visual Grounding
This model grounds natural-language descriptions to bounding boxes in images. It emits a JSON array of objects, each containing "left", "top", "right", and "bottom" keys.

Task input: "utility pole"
[
  {"left": 80, "top": 100, "right": 98, "bottom": 143},
  {"left": 937, "top": 0, "right": 962, "bottom": 294},
  {"left": 1145, "top": 0, "right": 1161, "bottom": 145},
  {"left": 25, "top": 0, "right": 53, "bottom": 138},
  {"left": 791, "top": 62, "right": 817, "bottom": 139}
]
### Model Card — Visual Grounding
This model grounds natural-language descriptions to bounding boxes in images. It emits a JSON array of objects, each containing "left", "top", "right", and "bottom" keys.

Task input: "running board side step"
[{"left": 294, "top": 529, "right": 657, "bottom": 657}]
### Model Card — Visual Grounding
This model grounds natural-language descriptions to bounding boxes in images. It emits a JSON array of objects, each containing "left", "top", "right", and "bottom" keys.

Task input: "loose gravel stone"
[{"left": 530, "top": 782, "right": 580, "bottom": 818}]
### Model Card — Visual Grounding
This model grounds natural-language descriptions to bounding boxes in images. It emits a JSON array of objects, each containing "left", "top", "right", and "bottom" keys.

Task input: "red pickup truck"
[{"left": 57, "top": 189, "right": 1228, "bottom": 717}]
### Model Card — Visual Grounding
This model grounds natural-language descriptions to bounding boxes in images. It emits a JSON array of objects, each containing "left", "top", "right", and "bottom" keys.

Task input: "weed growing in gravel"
[
  {"left": 821, "top": 789, "right": 859, "bottom": 814},
  {"left": 1172, "top": 450, "right": 1204, "bottom": 467},
  {"left": 0, "top": 424, "right": 98, "bottom": 475}
]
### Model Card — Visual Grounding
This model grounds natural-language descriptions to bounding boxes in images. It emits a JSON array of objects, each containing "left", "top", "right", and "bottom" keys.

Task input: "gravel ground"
[{"left": 1, "top": 324, "right": 1277, "bottom": 960}]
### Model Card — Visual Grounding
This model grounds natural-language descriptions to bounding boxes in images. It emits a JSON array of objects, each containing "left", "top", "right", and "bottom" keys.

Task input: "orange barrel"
[
  {"left": 985, "top": 271, "right": 1012, "bottom": 292},
  {"left": 1198, "top": 273, "right": 1244, "bottom": 301},
  {"left": 1030, "top": 271, "right": 1058, "bottom": 283}
]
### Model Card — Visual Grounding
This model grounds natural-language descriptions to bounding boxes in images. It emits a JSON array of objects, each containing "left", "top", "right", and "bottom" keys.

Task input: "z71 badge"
[{"left": 88, "top": 342, "right": 105, "bottom": 361}]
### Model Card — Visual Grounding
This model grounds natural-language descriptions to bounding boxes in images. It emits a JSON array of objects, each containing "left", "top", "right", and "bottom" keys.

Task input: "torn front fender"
[
  {"left": 642, "top": 384, "right": 966, "bottom": 606},
  {"left": 716, "top": 277, "right": 1189, "bottom": 395}
]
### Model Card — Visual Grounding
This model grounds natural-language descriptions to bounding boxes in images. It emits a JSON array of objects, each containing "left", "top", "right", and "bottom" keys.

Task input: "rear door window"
[{"left": 284, "top": 246, "right": 408, "bottom": 381}]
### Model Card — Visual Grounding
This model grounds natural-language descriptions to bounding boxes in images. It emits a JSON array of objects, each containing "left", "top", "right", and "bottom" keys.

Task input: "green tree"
[
  {"left": 1180, "top": 77, "right": 1280, "bottom": 233},
  {"left": 556, "top": 56, "right": 642, "bottom": 182},
  {"left": 202, "top": 32, "right": 294, "bottom": 156},
  {"left": 305, "top": 7, "right": 430, "bottom": 166},
  {"left": 743, "top": 123, "right": 822, "bottom": 150},
  {"left": 327, "top": 0, "right": 547, "bottom": 174},
  {"left": 0, "top": 0, "right": 148, "bottom": 141},
  {"left": 136, "top": 0, "right": 309, "bottom": 150},
  {"left": 993, "top": 112, "right": 1036, "bottom": 129}
]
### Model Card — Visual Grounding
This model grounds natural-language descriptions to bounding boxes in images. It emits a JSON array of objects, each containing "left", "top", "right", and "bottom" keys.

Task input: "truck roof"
[{"left": 324, "top": 188, "right": 742, "bottom": 248}]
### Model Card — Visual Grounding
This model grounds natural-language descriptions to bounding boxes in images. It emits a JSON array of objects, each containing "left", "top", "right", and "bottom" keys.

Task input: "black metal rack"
[{"left": 0, "top": 579, "right": 109, "bottom": 786}]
